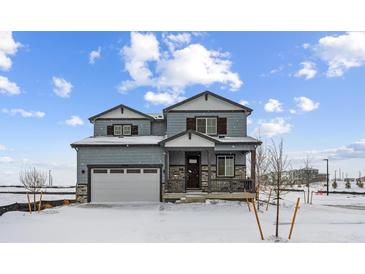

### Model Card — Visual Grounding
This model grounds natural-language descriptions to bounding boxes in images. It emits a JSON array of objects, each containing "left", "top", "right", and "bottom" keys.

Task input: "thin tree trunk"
[
  {"left": 275, "top": 178, "right": 280, "bottom": 237},
  {"left": 33, "top": 192, "right": 36, "bottom": 211}
]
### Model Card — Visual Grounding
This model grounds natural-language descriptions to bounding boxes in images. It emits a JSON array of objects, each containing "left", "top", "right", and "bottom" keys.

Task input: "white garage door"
[{"left": 91, "top": 167, "right": 160, "bottom": 202}]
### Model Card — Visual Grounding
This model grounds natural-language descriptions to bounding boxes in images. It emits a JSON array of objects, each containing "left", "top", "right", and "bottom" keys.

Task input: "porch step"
[{"left": 180, "top": 195, "right": 206, "bottom": 203}]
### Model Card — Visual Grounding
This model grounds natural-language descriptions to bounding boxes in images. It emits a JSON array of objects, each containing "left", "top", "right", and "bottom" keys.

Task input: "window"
[
  {"left": 126, "top": 169, "right": 141, "bottom": 174},
  {"left": 93, "top": 169, "right": 108, "bottom": 174},
  {"left": 196, "top": 117, "right": 217, "bottom": 135},
  {"left": 217, "top": 155, "right": 234, "bottom": 177},
  {"left": 113, "top": 125, "right": 123, "bottom": 136},
  {"left": 110, "top": 169, "right": 124, "bottom": 174},
  {"left": 123, "top": 125, "right": 132, "bottom": 136}
]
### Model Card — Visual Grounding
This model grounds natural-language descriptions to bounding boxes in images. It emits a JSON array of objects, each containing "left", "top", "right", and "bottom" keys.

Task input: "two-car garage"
[{"left": 90, "top": 166, "right": 161, "bottom": 203}]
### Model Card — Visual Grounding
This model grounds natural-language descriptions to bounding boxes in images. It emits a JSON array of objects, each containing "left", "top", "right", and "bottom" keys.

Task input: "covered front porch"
[{"left": 159, "top": 130, "right": 259, "bottom": 201}]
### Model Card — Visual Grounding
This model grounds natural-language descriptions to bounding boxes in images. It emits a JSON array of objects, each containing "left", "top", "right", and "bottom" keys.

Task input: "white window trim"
[
  {"left": 217, "top": 155, "right": 235, "bottom": 177},
  {"left": 122, "top": 125, "right": 132, "bottom": 136},
  {"left": 196, "top": 117, "right": 217, "bottom": 135},
  {"left": 113, "top": 125, "right": 123, "bottom": 136}
]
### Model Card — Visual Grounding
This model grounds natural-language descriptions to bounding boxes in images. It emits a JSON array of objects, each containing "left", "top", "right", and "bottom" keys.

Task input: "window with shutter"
[{"left": 131, "top": 125, "right": 138, "bottom": 135}]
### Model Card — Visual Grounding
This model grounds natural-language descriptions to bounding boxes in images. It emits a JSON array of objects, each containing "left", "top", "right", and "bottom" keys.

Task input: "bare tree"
[
  {"left": 302, "top": 155, "right": 315, "bottom": 204},
  {"left": 19, "top": 167, "right": 47, "bottom": 211},
  {"left": 267, "top": 138, "right": 290, "bottom": 238}
]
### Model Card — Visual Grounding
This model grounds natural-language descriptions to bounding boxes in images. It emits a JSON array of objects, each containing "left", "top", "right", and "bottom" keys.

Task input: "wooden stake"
[
  {"left": 288, "top": 197, "right": 300, "bottom": 240},
  {"left": 26, "top": 193, "right": 32, "bottom": 214},
  {"left": 265, "top": 188, "right": 272, "bottom": 211},
  {"left": 38, "top": 191, "right": 43, "bottom": 213},
  {"left": 245, "top": 198, "right": 251, "bottom": 212},
  {"left": 252, "top": 199, "right": 264, "bottom": 240}
]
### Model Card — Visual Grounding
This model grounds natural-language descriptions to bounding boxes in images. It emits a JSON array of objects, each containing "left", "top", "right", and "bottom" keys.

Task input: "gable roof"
[
  {"left": 159, "top": 129, "right": 219, "bottom": 146},
  {"left": 88, "top": 103, "right": 155, "bottom": 122},
  {"left": 163, "top": 90, "right": 253, "bottom": 114}
]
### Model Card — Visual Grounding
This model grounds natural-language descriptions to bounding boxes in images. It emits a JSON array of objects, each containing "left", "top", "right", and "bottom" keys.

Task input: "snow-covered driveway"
[{"left": 1, "top": 195, "right": 364, "bottom": 242}]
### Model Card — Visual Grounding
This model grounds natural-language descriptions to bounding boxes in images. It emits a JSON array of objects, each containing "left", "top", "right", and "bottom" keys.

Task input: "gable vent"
[
  {"left": 120, "top": 107, "right": 124, "bottom": 114},
  {"left": 205, "top": 93, "right": 208, "bottom": 101}
]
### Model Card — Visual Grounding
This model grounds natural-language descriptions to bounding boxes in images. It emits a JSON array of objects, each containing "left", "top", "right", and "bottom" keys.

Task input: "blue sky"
[{"left": 1, "top": 31, "right": 365, "bottom": 184}]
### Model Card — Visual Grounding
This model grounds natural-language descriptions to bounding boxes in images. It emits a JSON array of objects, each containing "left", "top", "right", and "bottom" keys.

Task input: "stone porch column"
[
  {"left": 251, "top": 149, "right": 256, "bottom": 185},
  {"left": 207, "top": 149, "right": 212, "bottom": 193}
]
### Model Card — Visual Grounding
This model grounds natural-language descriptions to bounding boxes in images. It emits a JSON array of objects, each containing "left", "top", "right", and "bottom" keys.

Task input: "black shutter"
[
  {"left": 186, "top": 118, "right": 196, "bottom": 130},
  {"left": 107, "top": 125, "right": 114, "bottom": 136},
  {"left": 131, "top": 125, "right": 138, "bottom": 135},
  {"left": 217, "top": 117, "right": 227, "bottom": 135}
]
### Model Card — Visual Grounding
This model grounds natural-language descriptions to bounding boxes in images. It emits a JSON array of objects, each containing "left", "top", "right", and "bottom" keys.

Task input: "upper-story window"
[
  {"left": 122, "top": 125, "right": 132, "bottom": 136},
  {"left": 114, "top": 125, "right": 123, "bottom": 136},
  {"left": 113, "top": 124, "right": 132, "bottom": 136},
  {"left": 196, "top": 117, "right": 217, "bottom": 135}
]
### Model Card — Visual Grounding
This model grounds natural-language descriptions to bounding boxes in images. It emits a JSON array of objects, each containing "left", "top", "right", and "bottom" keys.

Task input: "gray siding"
[
  {"left": 77, "top": 146, "right": 164, "bottom": 184},
  {"left": 94, "top": 119, "right": 151, "bottom": 136},
  {"left": 166, "top": 112, "right": 247, "bottom": 137},
  {"left": 151, "top": 120, "right": 166, "bottom": 135}
]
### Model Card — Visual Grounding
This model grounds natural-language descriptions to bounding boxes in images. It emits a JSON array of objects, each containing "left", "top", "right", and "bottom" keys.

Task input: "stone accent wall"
[
  {"left": 76, "top": 184, "right": 88, "bottom": 203},
  {"left": 169, "top": 165, "right": 185, "bottom": 179},
  {"left": 201, "top": 165, "right": 246, "bottom": 192}
]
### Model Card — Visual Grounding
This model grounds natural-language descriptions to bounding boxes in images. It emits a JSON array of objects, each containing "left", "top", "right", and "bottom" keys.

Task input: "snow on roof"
[
  {"left": 147, "top": 113, "right": 164, "bottom": 120},
  {"left": 211, "top": 136, "right": 261, "bottom": 144},
  {"left": 71, "top": 136, "right": 165, "bottom": 147}
]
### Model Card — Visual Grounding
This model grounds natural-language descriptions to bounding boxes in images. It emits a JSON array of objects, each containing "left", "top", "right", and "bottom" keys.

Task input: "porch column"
[
  {"left": 207, "top": 149, "right": 212, "bottom": 193},
  {"left": 250, "top": 149, "right": 256, "bottom": 191},
  {"left": 164, "top": 150, "right": 169, "bottom": 184}
]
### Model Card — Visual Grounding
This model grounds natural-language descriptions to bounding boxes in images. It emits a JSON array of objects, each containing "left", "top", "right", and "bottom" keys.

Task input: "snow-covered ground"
[
  {"left": 0, "top": 186, "right": 75, "bottom": 206},
  {"left": 0, "top": 190, "right": 364, "bottom": 243}
]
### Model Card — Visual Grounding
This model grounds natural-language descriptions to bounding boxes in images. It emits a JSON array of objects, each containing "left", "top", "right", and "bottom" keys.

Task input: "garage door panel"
[{"left": 91, "top": 168, "right": 160, "bottom": 202}]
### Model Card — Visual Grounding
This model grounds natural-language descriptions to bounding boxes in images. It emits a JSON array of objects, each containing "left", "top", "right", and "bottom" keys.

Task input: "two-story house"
[{"left": 71, "top": 91, "right": 261, "bottom": 203}]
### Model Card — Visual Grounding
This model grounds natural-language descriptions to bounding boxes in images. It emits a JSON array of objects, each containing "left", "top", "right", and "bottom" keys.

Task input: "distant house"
[{"left": 71, "top": 91, "right": 261, "bottom": 203}]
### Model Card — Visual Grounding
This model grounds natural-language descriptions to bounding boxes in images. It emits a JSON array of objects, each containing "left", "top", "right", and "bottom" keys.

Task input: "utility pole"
[{"left": 323, "top": 159, "right": 329, "bottom": 196}]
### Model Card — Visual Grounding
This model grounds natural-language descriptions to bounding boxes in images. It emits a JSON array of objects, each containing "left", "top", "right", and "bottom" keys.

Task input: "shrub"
[
  {"left": 345, "top": 182, "right": 351, "bottom": 189},
  {"left": 332, "top": 181, "right": 337, "bottom": 189}
]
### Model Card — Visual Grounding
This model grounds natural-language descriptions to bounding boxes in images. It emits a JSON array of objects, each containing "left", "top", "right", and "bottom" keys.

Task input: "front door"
[{"left": 186, "top": 152, "right": 200, "bottom": 189}]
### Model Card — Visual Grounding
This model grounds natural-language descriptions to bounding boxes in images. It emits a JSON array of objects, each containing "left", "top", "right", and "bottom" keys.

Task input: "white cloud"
[
  {"left": 295, "top": 61, "right": 317, "bottom": 79},
  {"left": 144, "top": 91, "right": 186, "bottom": 105},
  {"left": 289, "top": 138, "right": 365, "bottom": 162},
  {"left": 119, "top": 32, "right": 243, "bottom": 102},
  {"left": 0, "top": 144, "right": 6, "bottom": 151},
  {"left": 65, "top": 115, "right": 84, "bottom": 126},
  {"left": 2, "top": 108, "right": 45, "bottom": 118},
  {"left": 0, "top": 76, "right": 21, "bottom": 95},
  {"left": 0, "top": 31, "right": 22, "bottom": 71},
  {"left": 294, "top": 96, "right": 320, "bottom": 112},
  {"left": 315, "top": 32, "right": 365, "bottom": 77},
  {"left": 302, "top": 43, "right": 310, "bottom": 49},
  {"left": 247, "top": 117, "right": 253, "bottom": 125},
  {"left": 254, "top": 118, "right": 292, "bottom": 137},
  {"left": 289, "top": 109, "right": 297, "bottom": 114},
  {"left": 119, "top": 32, "right": 160, "bottom": 92},
  {"left": 0, "top": 156, "right": 14, "bottom": 163},
  {"left": 264, "top": 99, "right": 283, "bottom": 112},
  {"left": 239, "top": 99, "right": 249, "bottom": 106},
  {"left": 89, "top": 47, "right": 101, "bottom": 64},
  {"left": 163, "top": 32, "right": 192, "bottom": 52},
  {"left": 52, "top": 77, "right": 73, "bottom": 98},
  {"left": 157, "top": 43, "right": 242, "bottom": 91}
]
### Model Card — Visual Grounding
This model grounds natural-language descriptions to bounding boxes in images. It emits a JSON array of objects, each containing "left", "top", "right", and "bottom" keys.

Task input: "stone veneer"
[
  {"left": 76, "top": 184, "right": 88, "bottom": 203},
  {"left": 169, "top": 165, "right": 247, "bottom": 192}
]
